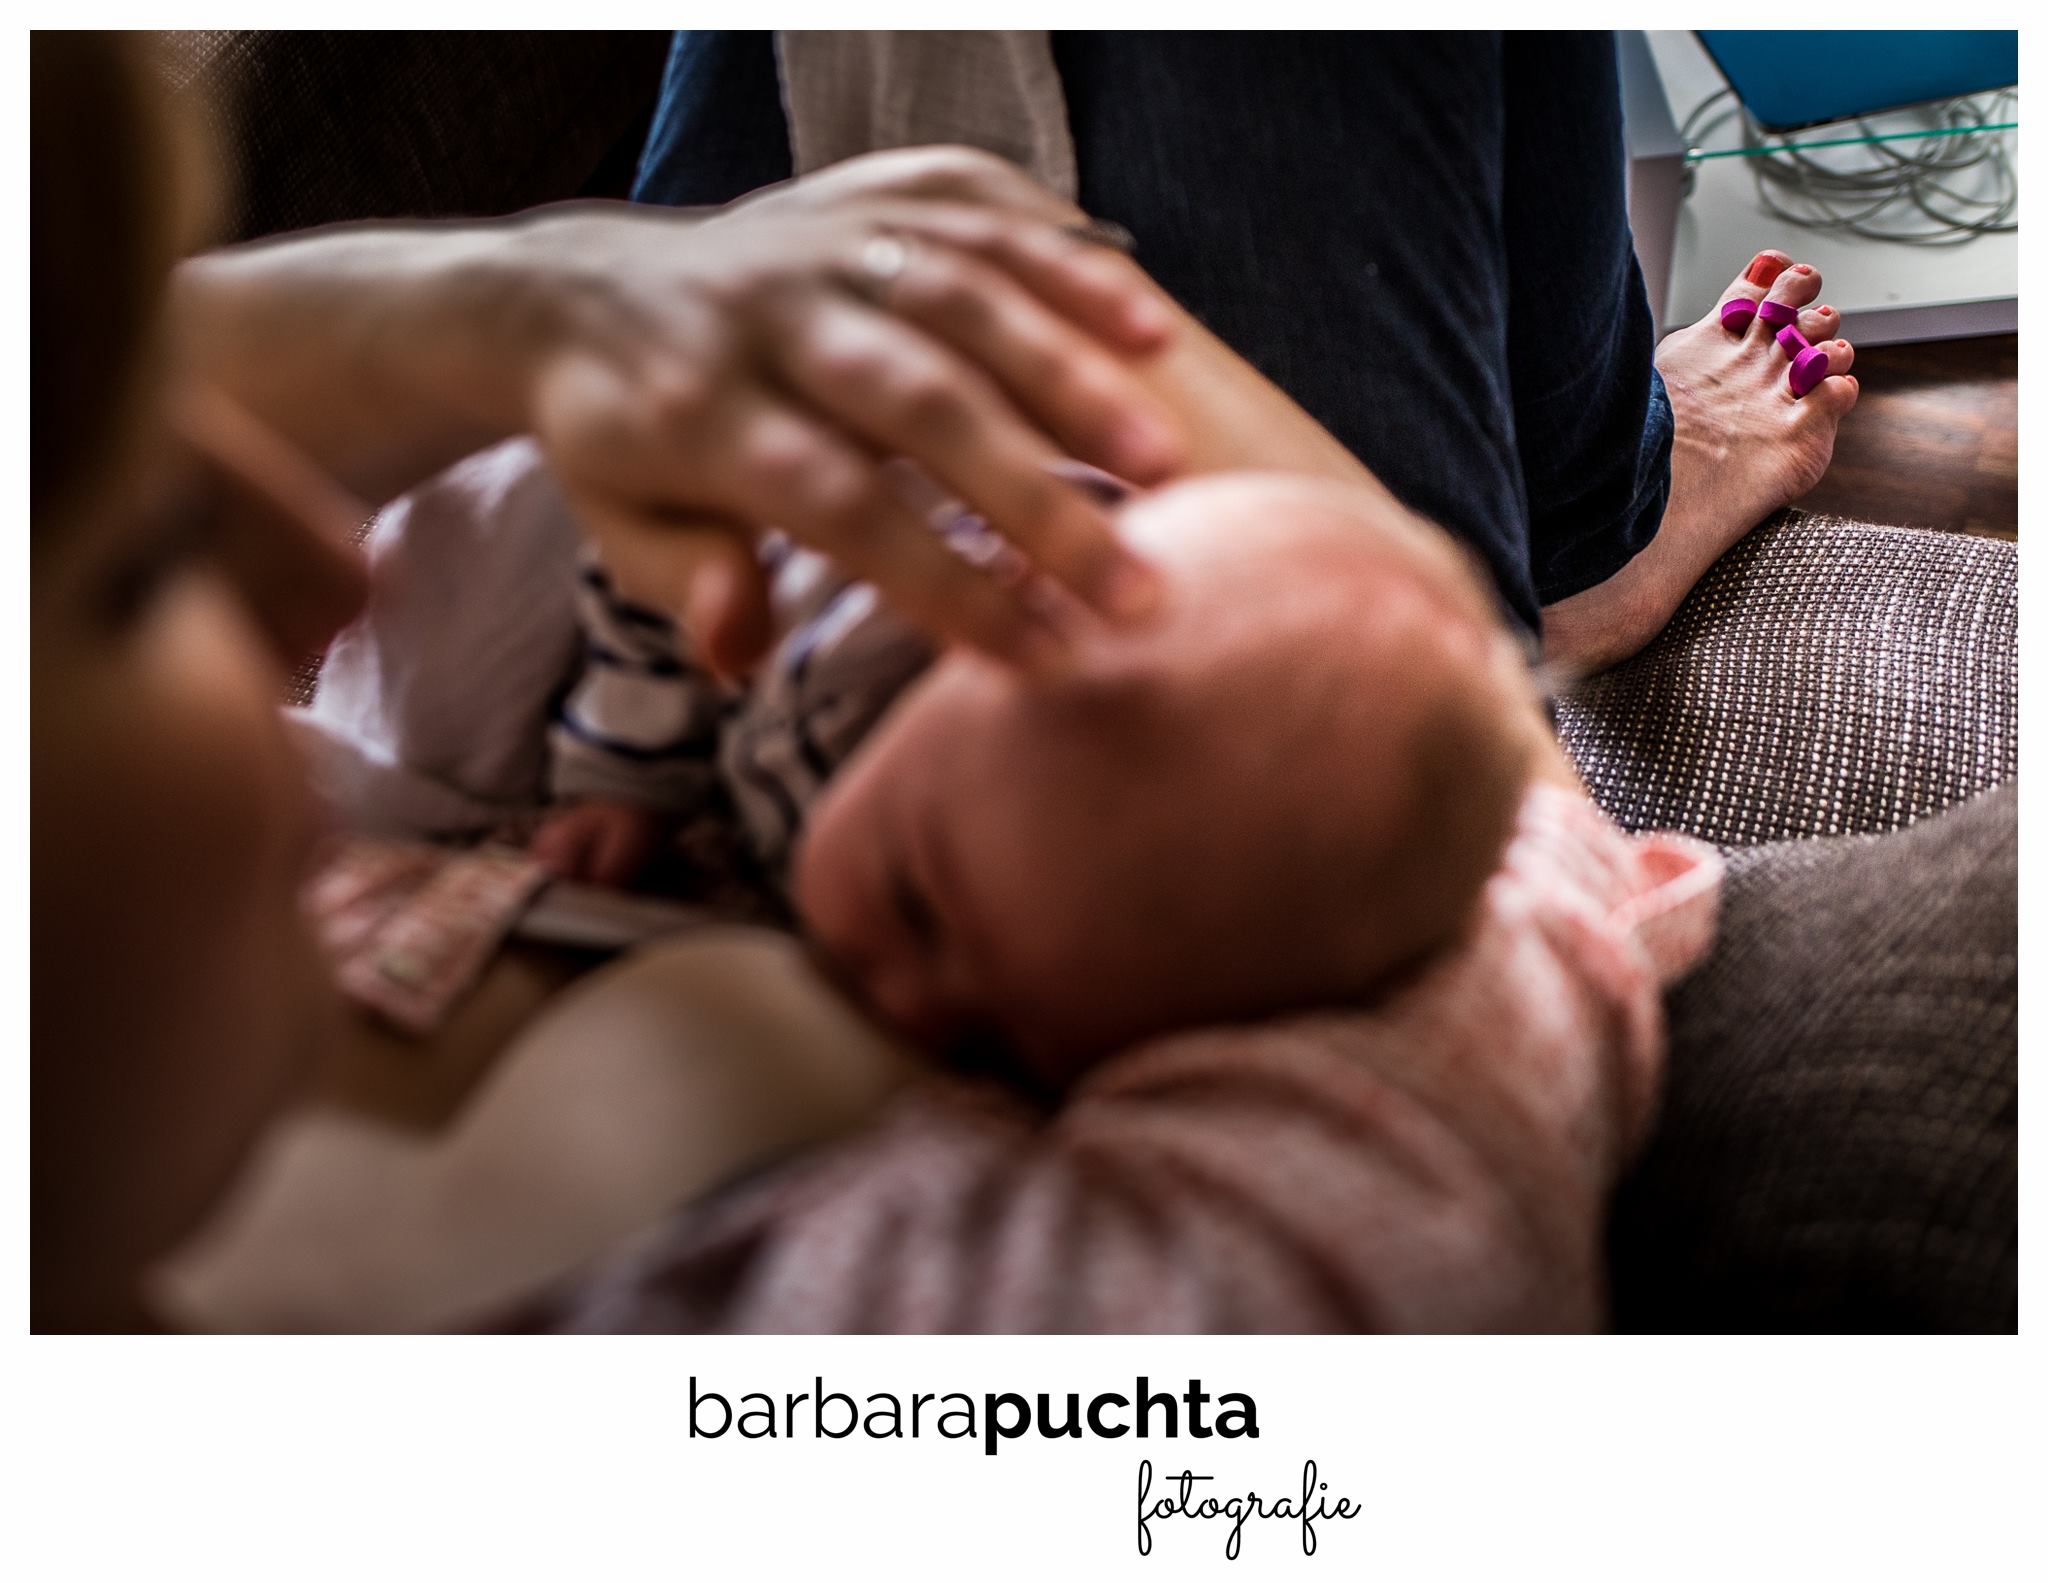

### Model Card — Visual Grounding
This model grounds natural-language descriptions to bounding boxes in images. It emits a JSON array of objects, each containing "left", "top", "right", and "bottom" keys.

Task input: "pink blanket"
[{"left": 535, "top": 783, "right": 1721, "bottom": 1333}]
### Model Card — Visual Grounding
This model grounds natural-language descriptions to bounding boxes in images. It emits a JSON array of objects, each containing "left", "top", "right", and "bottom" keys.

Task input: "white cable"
[{"left": 1679, "top": 87, "right": 2018, "bottom": 246}]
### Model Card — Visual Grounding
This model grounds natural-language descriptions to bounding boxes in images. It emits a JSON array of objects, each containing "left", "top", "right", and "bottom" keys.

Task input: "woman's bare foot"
[{"left": 1542, "top": 250, "right": 1861, "bottom": 674}]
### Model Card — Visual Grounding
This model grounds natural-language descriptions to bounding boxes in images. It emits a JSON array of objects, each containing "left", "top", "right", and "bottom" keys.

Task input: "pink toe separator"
[
  {"left": 1759, "top": 303, "right": 1832, "bottom": 397},
  {"left": 1788, "top": 346, "right": 1831, "bottom": 397},
  {"left": 1720, "top": 294, "right": 1831, "bottom": 397}
]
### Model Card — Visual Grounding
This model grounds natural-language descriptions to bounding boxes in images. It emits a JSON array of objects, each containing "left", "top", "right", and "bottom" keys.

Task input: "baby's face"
[{"left": 793, "top": 473, "right": 1536, "bottom": 1079}]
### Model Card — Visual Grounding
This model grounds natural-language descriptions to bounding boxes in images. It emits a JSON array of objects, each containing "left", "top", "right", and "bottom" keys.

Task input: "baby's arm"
[{"left": 538, "top": 556, "right": 728, "bottom": 888}]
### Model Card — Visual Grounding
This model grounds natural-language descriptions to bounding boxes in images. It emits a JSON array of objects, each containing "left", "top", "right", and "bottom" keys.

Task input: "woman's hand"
[
  {"left": 511, "top": 148, "right": 1187, "bottom": 674},
  {"left": 176, "top": 148, "right": 1186, "bottom": 673}
]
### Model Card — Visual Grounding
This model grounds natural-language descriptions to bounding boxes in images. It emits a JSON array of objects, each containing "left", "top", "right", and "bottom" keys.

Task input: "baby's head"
[{"left": 794, "top": 472, "right": 1543, "bottom": 1082}]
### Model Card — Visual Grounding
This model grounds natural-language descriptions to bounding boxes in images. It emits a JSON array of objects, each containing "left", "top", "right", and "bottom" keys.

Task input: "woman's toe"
[
  {"left": 1730, "top": 249, "right": 1793, "bottom": 299},
  {"left": 1799, "top": 302, "right": 1840, "bottom": 343},
  {"left": 1748, "top": 261, "right": 1825, "bottom": 345},
  {"left": 1711, "top": 249, "right": 1794, "bottom": 329},
  {"left": 1805, "top": 371, "right": 1861, "bottom": 418},
  {"left": 1781, "top": 338, "right": 1854, "bottom": 405}
]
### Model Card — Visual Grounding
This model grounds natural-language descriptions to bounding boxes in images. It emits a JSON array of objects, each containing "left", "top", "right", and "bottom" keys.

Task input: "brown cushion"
[
  {"left": 1561, "top": 511, "right": 2017, "bottom": 1327},
  {"left": 1558, "top": 511, "right": 2017, "bottom": 845},
  {"left": 1611, "top": 783, "right": 2017, "bottom": 1331}
]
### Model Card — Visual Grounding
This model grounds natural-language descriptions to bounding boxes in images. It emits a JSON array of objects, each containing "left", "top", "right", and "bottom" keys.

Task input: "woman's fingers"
[
  {"left": 569, "top": 488, "right": 775, "bottom": 679},
  {"left": 769, "top": 293, "right": 1161, "bottom": 624},
  {"left": 540, "top": 339, "right": 1094, "bottom": 673},
  {"left": 836, "top": 198, "right": 1175, "bottom": 354},
  {"left": 527, "top": 168, "right": 1192, "bottom": 673},
  {"left": 880, "top": 238, "right": 1183, "bottom": 482},
  {"left": 738, "top": 150, "right": 1171, "bottom": 352},
  {"left": 700, "top": 395, "right": 1069, "bottom": 669},
  {"left": 680, "top": 537, "right": 779, "bottom": 681},
  {"left": 960, "top": 217, "right": 1176, "bottom": 352}
]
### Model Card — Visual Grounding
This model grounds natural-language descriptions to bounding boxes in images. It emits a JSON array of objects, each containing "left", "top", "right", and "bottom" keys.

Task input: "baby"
[
  {"left": 538, "top": 469, "right": 1722, "bottom": 1332},
  {"left": 534, "top": 466, "right": 1544, "bottom": 1076},
  {"left": 535, "top": 460, "right": 1593, "bottom": 1107},
  {"left": 794, "top": 472, "right": 1546, "bottom": 1080}
]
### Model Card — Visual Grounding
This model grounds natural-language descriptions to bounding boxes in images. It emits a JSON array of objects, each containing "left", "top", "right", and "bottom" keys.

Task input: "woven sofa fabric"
[
  {"left": 154, "top": 30, "right": 670, "bottom": 241},
  {"left": 1611, "top": 782, "right": 2017, "bottom": 1332},
  {"left": 1557, "top": 511, "right": 2017, "bottom": 845}
]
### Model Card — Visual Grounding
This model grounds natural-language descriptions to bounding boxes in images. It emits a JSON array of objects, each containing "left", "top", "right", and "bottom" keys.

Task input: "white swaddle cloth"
[
  {"left": 296, "top": 442, "right": 935, "bottom": 880},
  {"left": 293, "top": 440, "right": 584, "bottom": 837}
]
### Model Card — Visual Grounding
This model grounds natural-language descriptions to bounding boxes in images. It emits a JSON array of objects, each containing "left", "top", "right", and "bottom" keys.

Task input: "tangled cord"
[{"left": 1680, "top": 87, "right": 2019, "bottom": 245}]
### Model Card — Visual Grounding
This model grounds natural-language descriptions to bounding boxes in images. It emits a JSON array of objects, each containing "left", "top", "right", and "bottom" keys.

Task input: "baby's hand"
[{"left": 530, "top": 800, "right": 672, "bottom": 889}]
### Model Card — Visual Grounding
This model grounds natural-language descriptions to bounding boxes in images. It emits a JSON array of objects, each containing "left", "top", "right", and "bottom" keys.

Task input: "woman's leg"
[
  {"left": 1505, "top": 43, "right": 1860, "bottom": 673},
  {"left": 1054, "top": 32, "right": 1543, "bottom": 631},
  {"left": 1496, "top": 32, "right": 1672, "bottom": 608},
  {"left": 1541, "top": 253, "right": 1858, "bottom": 673},
  {"left": 629, "top": 31, "right": 792, "bottom": 207}
]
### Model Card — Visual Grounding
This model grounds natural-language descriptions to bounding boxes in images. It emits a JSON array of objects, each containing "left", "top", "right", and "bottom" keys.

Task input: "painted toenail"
[
  {"left": 1745, "top": 253, "right": 1789, "bottom": 286},
  {"left": 1819, "top": 304, "right": 1834, "bottom": 315},
  {"left": 1794, "top": 264, "right": 1814, "bottom": 275}
]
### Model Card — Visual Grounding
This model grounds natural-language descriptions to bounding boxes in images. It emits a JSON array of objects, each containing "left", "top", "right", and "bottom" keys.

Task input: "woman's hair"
[{"left": 32, "top": 32, "right": 207, "bottom": 531}]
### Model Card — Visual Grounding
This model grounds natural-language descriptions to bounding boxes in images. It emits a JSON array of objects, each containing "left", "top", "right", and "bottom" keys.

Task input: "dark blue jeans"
[{"left": 631, "top": 30, "right": 1672, "bottom": 635}]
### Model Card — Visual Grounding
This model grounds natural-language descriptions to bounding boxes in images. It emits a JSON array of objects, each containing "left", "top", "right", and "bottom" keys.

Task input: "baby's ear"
[{"left": 1402, "top": 636, "right": 1532, "bottom": 896}]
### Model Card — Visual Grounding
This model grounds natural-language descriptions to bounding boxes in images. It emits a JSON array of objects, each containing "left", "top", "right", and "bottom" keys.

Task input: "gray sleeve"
[
  {"left": 720, "top": 552, "right": 933, "bottom": 879},
  {"left": 548, "top": 559, "right": 729, "bottom": 811}
]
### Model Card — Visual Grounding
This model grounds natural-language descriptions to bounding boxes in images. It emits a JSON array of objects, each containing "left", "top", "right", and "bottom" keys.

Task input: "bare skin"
[
  {"left": 530, "top": 798, "right": 671, "bottom": 888},
  {"left": 1542, "top": 250, "right": 1861, "bottom": 675}
]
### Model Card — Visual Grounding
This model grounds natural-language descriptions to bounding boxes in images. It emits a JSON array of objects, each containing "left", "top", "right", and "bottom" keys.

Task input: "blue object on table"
[{"left": 1696, "top": 30, "right": 2017, "bottom": 133}]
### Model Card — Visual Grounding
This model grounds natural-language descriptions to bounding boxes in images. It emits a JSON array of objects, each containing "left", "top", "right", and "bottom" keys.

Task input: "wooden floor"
[{"left": 1794, "top": 334, "right": 2017, "bottom": 540}]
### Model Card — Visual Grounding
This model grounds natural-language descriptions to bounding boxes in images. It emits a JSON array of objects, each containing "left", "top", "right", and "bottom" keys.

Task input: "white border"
[{"left": 9, "top": 9, "right": 2034, "bottom": 1579}]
